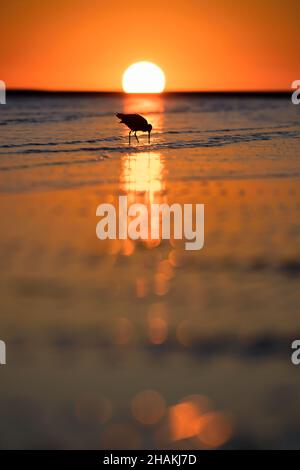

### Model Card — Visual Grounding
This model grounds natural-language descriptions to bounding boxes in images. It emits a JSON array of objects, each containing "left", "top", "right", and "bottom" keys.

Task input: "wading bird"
[{"left": 116, "top": 113, "right": 152, "bottom": 144}]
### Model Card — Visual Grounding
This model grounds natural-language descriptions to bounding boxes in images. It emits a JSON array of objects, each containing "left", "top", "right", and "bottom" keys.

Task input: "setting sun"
[{"left": 122, "top": 62, "right": 166, "bottom": 93}]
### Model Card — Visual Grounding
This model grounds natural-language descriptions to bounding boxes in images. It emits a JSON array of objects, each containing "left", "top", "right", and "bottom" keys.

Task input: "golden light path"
[{"left": 122, "top": 61, "right": 166, "bottom": 93}]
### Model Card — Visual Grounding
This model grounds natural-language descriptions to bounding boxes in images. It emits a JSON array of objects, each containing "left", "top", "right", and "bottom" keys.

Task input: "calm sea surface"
[{"left": 0, "top": 93, "right": 300, "bottom": 449}]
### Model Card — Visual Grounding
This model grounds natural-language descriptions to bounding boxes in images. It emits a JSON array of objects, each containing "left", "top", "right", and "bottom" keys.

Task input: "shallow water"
[{"left": 0, "top": 93, "right": 300, "bottom": 449}]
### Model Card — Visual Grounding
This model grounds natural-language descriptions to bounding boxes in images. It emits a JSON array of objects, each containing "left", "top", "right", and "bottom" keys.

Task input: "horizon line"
[{"left": 6, "top": 88, "right": 290, "bottom": 95}]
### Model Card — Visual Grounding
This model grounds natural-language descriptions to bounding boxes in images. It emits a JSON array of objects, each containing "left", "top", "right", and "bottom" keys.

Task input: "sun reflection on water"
[
  {"left": 95, "top": 105, "right": 234, "bottom": 450},
  {"left": 120, "top": 152, "right": 166, "bottom": 203},
  {"left": 122, "top": 93, "right": 165, "bottom": 133},
  {"left": 119, "top": 151, "right": 167, "bottom": 254}
]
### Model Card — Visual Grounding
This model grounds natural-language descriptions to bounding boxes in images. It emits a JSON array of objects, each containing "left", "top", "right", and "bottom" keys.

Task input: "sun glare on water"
[{"left": 122, "top": 62, "right": 166, "bottom": 93}]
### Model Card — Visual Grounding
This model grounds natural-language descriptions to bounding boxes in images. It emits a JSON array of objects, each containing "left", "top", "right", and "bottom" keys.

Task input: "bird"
[{"left": 116, "top": 113, "right": 152, "bottom": 144}]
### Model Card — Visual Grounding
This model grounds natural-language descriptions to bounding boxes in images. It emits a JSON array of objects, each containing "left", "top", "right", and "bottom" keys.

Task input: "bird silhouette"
[{"left": 116, "top": 113, "right": 152, "bottom": 145}]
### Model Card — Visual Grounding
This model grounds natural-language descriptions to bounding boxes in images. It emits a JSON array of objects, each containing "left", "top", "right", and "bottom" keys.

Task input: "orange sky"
[{"left": 1, "top": 0, "right": 299, "bottom": 91}]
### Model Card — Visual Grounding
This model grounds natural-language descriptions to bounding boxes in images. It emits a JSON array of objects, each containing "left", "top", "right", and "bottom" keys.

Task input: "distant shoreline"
[{"left": 5, "top": 90, "right": 290, "bottom": 98}]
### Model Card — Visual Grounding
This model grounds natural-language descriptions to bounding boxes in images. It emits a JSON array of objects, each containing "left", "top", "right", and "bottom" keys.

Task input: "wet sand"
[{"left": 0, "top": 93, "right": 300, "bottom": 448}]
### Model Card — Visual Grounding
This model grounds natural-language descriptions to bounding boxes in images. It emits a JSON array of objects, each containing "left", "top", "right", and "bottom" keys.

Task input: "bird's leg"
[
  {"left": 134, "top": 132, "right": 139, "bottom": 143},
  {"left": 128, "top": 130, "right": 131, "bottom": 145},
  {"left": 148, "top": 131, "right": 151, "bottom": 144}
]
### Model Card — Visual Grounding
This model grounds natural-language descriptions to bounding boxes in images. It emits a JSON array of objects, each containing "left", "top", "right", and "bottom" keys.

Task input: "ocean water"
[
  {"left": 0, "top": 93, "right": 300, "bottom": 449},
  {"left": 1, "top": 93, "right": 300, "bottom": 193}
]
